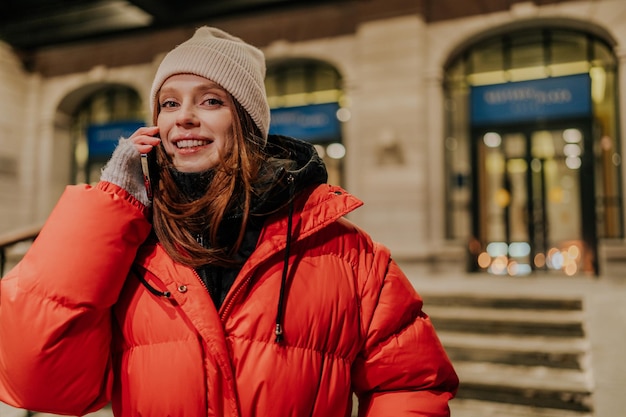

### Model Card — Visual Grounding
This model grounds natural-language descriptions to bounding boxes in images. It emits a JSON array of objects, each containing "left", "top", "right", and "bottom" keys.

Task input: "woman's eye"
[
  {"left": 204, "top": 98, "right": 224, "bottom": 106},
  {"left": 160, "top": 100, "right": 178, "bottom": 108}
]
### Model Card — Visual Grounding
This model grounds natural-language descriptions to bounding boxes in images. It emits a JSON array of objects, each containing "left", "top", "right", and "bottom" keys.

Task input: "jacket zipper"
[
  {"left": 220, "top": 272, "right": 253, "bottom": 320},
  {"left": 192, "top": 268, "right": 211, "bottom": 295}
]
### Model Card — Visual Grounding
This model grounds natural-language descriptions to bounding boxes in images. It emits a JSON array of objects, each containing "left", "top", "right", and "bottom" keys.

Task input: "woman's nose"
[{"left": 176, "top": 104, "right": 199, "bottom": 126}]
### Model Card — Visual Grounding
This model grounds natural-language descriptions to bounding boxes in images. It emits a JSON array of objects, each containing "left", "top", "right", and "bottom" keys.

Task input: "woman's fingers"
[{"left": 129, "top": 126, "right": 160, "bottom": 154}]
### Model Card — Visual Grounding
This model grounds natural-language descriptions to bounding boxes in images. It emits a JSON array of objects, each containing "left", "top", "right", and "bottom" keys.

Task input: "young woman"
[{"left": 0, "top": 27, "right": 458, "bottom": 416}]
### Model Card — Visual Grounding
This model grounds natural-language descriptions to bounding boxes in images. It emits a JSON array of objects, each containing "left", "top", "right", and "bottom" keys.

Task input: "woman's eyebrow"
[
  {"left": 159, "top": 83, "right": 226, "bottom": 97},
  {"left": 194, "top": 83, "right": 228, "bottom": 95}
]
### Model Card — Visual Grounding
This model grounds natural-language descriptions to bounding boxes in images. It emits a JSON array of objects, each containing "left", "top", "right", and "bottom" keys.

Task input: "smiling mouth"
[{"left": 175, "top": 139, "right": 211, "bottom": 149}]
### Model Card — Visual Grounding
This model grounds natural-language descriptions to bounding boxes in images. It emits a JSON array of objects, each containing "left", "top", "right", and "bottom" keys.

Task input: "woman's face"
[{"left": 157, "top": 74, "right": 234, "bottom": 173}]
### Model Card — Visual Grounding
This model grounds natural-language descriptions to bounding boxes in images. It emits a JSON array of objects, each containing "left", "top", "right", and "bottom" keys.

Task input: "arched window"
[
  {"left": 444, "top": 27, "right": 620, "bottom": 239},
  {"left": 266, "top": 59, "right": 347, "bottom": 186},
  {"left": 71, "top": 85, "right": 144, "bottom": 184}
]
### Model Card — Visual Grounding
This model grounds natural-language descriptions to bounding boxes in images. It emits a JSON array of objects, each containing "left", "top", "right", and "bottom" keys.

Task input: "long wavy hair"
[{"left": 151, "top": 94, "right": 272, "bottom": 268}]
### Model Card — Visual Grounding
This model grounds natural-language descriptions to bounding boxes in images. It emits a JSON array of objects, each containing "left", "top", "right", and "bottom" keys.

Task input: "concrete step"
[
  {"left": 0, "top": 402, "right": 27, "bottom": 417},
  {"left": 424, "top": 294, "right": 583, "bottom": 311},
  {"left": 455, "top": 361, "right": 593, "bottom": 412},
  {"left": 427, "top": 305, "right": 584, "bottom": 323},
  {"left": 450, "top": 398, "right": 593, "bottom": 417},
  {"left": 427, "top": 305, "right": 585, "bottom": 337},
  {"left": 32, "top": 410, "right": 112, "bottom": 417},
  {"left": 455, "top": 361, "right": 593, "bottom": 392},
  {"left": 0, "top": 403, "right": 113, "bottom": 417},
  {"left": 440, "top": 331, "right": 588, "bottom": 354},
  {"left": 439, "top": 331, "right": 589, "bottom": 369}
]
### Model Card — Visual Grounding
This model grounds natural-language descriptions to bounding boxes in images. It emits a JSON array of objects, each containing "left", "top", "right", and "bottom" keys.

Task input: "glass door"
[{"left": 471, "top": 124, "right": 597, "bottom": 276}]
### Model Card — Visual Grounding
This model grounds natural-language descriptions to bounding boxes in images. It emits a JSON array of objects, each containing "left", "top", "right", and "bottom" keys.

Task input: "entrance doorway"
[
  {"left": 444, "top": 28, "right": 623, "bottom": 277},
  {"left": 470, "top": 123, "right": 597, "bottom": 276}
]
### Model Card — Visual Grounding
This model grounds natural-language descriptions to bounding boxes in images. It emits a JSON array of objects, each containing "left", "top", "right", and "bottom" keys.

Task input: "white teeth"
[{"left": 176, "top": 139, "right": 207, "bottom": 148}]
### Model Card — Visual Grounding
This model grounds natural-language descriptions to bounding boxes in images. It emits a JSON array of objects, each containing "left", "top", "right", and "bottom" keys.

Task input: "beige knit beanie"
[{"left": 150, "top": 26, "right": 270, "bottom": 142}]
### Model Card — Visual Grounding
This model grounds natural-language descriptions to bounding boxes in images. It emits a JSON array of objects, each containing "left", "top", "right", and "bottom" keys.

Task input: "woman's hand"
[
  {"left": 99, "top": 126, "right": 161, "bottom": 207},
  {"left": 129, "top": 126, "right": 161, "bottom": 154}
]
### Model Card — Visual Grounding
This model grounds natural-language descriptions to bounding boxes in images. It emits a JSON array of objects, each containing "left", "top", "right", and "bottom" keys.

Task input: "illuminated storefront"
[{"left": 444, "top": 28, "right": 620, "bottom": 276}]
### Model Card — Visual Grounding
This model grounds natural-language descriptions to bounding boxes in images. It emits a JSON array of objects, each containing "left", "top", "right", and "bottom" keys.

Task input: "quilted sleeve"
[
  {"left": 0, "top": 182, "right": 152, "bottom": 415},
  {"left": 352, "top": 245, "right": 459, "bottom": 417}
]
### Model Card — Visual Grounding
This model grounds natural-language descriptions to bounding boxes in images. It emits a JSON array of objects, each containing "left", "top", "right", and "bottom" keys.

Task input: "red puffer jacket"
[{"left": 0, "top": 181, "right": 458, "bottom": 417}]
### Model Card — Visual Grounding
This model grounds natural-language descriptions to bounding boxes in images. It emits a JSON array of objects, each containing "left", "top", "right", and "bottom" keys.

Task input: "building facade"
[{"left": 1, "top": 0, "right": 626, "bottom": 278}]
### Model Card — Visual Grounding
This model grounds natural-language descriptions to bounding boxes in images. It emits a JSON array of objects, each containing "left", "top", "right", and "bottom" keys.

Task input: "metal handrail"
[{"left": 0, "top": 223, "right": 43, "bottom": 276}]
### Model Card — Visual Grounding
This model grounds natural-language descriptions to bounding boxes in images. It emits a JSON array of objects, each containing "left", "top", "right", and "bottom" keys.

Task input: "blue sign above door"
[
  {"left": 470, "top": 74, "right": 592, "bottom": 125},
  {"left": 87, "top": 120, "right": 146, "bottom": 159},
  {"left": 269, "top": 102, "right": 340, "bottom": 142}
]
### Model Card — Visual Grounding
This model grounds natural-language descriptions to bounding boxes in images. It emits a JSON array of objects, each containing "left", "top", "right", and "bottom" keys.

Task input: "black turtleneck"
[{"left": 168, "top": 169, "right": 214, "bottom": 201}]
